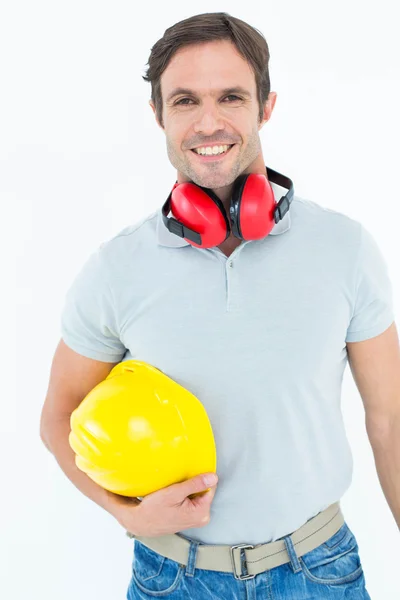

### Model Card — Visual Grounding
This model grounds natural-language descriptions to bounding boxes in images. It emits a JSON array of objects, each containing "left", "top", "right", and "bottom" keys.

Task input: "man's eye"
[
  {"left": 224, "top": 95, "right": 241, "bottom": 102},
  {"left": 175, "top": 95, "right": 241, "bottom": 106},
  {"left": 175, "top": 98, "right": 194, "bottom": 106}
]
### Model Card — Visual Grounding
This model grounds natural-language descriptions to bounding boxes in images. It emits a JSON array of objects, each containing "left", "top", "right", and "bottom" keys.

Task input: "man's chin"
[
  {"left": 184, "top": 165, "right": 238, "bottom": 190},
  {"left": 191, "top": 178, "right": 232, "bottom": 191}
]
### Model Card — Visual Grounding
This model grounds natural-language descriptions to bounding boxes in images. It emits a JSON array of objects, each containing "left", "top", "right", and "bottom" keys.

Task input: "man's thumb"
[{"left": 170, "top": 473, "right": 218, "bottom": 500}]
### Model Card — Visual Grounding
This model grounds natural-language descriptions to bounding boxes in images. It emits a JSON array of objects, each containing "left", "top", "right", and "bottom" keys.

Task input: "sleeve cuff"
[
  {"left": 61, "top": 336, "right": 125, "bottom": 363},
  {"left": 345, "top": 313, "right": 395, "bottom": 343}
]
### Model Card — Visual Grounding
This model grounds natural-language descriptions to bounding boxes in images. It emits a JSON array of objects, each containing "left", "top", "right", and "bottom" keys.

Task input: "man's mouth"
[{"left": 190, "top": 144, "right": 235, "bottom": 161}]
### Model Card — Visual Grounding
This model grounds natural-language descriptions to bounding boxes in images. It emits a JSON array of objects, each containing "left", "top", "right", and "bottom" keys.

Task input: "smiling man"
[
  {"left": 150, "top": 33, "right": 277, "bottom": 258},
  {"left": 40, "top": 12, "right": 399, "bottom": 600}
]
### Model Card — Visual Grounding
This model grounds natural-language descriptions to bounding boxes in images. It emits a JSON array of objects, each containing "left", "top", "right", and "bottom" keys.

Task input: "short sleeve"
[
  {"left": 345, "top": 224, "right": 395, "bottom": 342},
  {"left": 60, "top": 246, "right": 127, "bottom": 362}
]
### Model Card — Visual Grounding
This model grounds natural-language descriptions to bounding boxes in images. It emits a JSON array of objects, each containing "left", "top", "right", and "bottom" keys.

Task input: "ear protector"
[{"left": 161, "top": 165, "right": 294, "bottom": 249}]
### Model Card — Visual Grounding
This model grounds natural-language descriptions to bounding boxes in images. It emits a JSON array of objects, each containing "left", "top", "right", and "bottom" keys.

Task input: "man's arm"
[
  {"left": 39, "top": 339, "right": 140, "bottom": 517},
  {"left": 346, "top": 321, "right": 400, "bottom": 528}
]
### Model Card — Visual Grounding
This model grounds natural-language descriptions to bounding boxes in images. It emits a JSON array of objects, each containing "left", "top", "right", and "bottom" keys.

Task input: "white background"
[{"left": 4, "top": 1, "right": 400, "bottom": 598}]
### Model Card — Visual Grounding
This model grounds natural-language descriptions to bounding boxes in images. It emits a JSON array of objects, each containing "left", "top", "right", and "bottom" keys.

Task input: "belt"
[{"left": 127, "top": 501, "right": 344, "bottom": 580}]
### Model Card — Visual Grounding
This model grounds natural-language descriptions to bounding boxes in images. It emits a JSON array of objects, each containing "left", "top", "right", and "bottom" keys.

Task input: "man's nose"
[{"left": 193, "top": 102, "right": 226, "bottom": 135}]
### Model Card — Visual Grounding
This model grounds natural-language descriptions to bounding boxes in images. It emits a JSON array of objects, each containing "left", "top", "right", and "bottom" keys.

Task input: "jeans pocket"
[
  {"left": 130, "top": 541, "right": 184, "bottom": 597},
  {"left": 299, "top": 522, "right": 364, "bottom": 586}
]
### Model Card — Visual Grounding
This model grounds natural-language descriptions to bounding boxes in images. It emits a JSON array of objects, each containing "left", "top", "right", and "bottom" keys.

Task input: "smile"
[{"left": 190, "top": 144, "right": 235, "bottom": 161}]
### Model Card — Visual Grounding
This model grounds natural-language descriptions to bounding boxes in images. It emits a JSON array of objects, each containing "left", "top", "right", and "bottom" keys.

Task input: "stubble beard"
[{"left": 166, "top": 126, "right": 262, "bottom": 191}]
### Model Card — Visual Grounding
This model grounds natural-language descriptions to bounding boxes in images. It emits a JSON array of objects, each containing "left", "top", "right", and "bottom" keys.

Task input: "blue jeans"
[{"left": 126, "top": 521, "right": 371, "bottom": 599}]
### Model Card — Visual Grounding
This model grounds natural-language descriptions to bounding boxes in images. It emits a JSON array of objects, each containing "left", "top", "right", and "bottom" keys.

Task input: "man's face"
[{"left": 150, "top": 40, "right": 276, "bottom": 190}]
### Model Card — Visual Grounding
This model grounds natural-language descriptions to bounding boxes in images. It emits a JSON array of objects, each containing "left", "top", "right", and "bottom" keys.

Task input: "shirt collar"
[{"left": 156, "top": 179, "right": 292, "bottom": 248}]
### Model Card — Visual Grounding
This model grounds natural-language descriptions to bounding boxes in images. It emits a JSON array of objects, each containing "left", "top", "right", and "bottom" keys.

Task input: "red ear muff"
[
  {"left": 161, "top": 166, "right": 294, "bottom": 248},
  {"left": 170, "top": 182, "right": 231, "bottom": 248},
  {"left": 230, "top": 173, "right": 276, "bottom": 240}
]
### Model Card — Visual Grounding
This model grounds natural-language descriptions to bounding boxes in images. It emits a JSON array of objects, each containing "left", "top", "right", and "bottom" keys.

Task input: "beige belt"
[{"left": 127, "top": 501, "right": 344, "bottom": 580}]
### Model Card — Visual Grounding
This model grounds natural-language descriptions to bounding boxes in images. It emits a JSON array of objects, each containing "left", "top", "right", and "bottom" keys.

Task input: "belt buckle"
[{"left": 230, "top": 544, "right": 255, "bottom": 580}]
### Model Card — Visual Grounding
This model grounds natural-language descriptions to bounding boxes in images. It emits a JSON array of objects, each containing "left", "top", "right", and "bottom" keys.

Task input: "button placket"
[{"left": 226, "top": 260, "right": 235, "bottom": 311}]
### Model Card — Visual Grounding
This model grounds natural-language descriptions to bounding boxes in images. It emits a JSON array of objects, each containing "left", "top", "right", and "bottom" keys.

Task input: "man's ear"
[
  {"left": 258, "top": 92, "right": 277, "bottom": 130},
  {"left": 149, "top": 100, "right": 164, "bottom": 130}
]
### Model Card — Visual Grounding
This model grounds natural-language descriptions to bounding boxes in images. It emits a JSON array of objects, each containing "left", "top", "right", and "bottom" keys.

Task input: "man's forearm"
[
  {"left": 369, "top": 414, "right": 400, "bottom": 529},
  {"left": 40, "top": 417, "right": 140, "bottom": 519}
]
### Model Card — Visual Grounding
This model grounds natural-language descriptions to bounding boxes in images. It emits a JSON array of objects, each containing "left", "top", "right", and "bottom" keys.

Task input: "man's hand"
[{"left": 108, "top": 473, "right": 219, "bottom": 537}]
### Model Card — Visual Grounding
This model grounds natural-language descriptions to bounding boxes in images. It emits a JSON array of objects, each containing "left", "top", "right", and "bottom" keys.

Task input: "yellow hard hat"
[{"left": 69, "top": 360, "right": 217, "bottom": 497}]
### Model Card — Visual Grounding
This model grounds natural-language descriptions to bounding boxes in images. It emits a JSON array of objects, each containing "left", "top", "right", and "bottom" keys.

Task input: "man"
[{"left": 40, "top": 12, "right": 399, "bottom": 599}]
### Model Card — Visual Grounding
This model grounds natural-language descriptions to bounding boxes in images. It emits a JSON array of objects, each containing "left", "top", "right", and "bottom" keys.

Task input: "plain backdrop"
[{"left": 4, "top": 0, "right": 400, "bottom": 598}]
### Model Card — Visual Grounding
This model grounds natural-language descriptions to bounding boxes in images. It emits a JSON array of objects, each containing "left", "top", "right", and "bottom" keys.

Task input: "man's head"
[{"left": 143, "top": 12, "right": 277, "bottom": 195}]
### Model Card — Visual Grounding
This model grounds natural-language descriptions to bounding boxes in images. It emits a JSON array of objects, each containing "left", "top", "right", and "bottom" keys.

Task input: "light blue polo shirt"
[{"left": 60, "top": 179, "right": 396, "bottom": 545}]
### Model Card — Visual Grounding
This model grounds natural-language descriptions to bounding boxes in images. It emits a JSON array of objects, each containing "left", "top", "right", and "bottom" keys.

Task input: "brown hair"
[{"left": 142, "top": 12, "right": 271, "bottom": 128}]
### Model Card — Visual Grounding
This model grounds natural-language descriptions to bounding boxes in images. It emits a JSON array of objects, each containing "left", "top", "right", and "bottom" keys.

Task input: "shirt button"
[{"left": 228, "top": 262, "right": 233, "bottom": 268}]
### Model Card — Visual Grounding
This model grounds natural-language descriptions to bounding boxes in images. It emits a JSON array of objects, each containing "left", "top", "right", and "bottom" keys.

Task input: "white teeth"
[{"left": 194, "top": 144, "right": 231, "bottom": 156}]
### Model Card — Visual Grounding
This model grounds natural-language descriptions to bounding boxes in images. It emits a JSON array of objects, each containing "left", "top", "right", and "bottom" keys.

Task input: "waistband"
[{"left": 127, "top": 501, "right": 344, "bottom": 580}]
